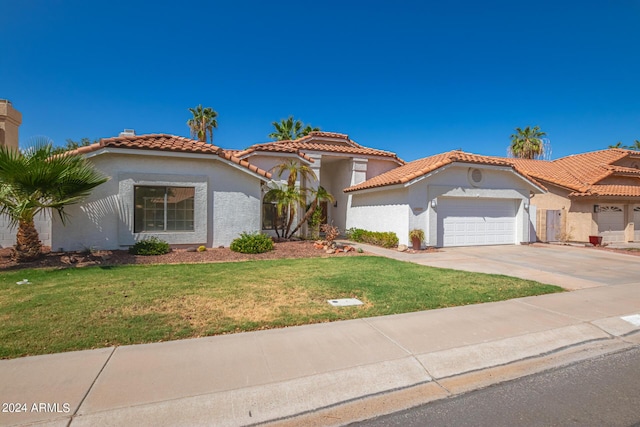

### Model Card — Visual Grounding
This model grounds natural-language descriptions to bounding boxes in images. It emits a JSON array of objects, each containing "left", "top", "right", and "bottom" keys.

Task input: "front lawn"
[{"left": 0, "top": 256, "right": 562, "bottom": 359}]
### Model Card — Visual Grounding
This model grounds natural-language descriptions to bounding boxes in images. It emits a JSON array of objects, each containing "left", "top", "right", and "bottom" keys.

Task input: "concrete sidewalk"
[{"left": 1, "top": 248, "right": 639, "bottom": 426}]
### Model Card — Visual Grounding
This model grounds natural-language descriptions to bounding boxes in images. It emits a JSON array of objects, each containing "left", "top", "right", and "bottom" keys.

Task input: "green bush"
[
  {"left": 230, "top": 232, "right": 274, "bottom": 254},
  {"left": 129, "top": 237, "right": 171, "bottom": 255},
  {"left": 346, "top": 228, "right": 399, "bottom": 248}
]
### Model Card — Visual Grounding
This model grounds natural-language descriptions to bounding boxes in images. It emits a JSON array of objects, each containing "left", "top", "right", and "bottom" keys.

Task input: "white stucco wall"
[
  {"left": 0, "top": 212, "right": 51, "bottom": 249},
  {"left": 347, "top": 187, "right": 410, "bottom": 245},
  {"left": 347, "top": 163, "right": 537, "bottom": 247},
  {"left": 50, "top": 151, "right": 264, "bottom": 251}
]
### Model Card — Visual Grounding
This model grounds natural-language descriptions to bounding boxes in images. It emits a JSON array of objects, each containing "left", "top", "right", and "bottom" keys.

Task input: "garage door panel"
[{"left": 439, "top": 198, "right": 516, "bottom": 247}]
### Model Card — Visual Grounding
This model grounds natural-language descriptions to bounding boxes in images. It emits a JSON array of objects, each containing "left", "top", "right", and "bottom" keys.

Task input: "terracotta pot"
[
  {"left": 589, "top": 235, "right": 602, "bottom": 246},
  {"left": 411, "top": 237, "right": 421, "bottom": 250}
]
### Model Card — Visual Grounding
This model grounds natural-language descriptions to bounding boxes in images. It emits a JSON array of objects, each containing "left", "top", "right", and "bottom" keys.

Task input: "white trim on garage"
[{"left": 437, "top": 198, "right": 517, "bottom": 247}]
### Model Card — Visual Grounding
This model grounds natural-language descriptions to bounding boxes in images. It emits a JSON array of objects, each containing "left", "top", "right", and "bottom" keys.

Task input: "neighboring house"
[
  {"left": 506, "top": 149, "right": 640, "bottom": 243},
  {"left": 34, "top": 134, "right": 271, "bottom": 252},
  {"left": 233, "top": 132, "right": 403, "bottom": 234},
  {"left": 344, "top": 151, "right": 545, "bottom": 248}
]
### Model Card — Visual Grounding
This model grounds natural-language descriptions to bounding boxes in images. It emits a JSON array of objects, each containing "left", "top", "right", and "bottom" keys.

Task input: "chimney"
[
  {"left": 0, "top": 99, "right": 22, "bottom": 149},
  {"left": 119, "top": 129, "right": 136, "bottom": 137}
]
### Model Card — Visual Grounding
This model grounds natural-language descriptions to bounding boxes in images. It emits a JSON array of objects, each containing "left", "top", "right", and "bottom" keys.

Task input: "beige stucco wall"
[{"left": 0, "top": 100, "right": 21, "bottom": 149}]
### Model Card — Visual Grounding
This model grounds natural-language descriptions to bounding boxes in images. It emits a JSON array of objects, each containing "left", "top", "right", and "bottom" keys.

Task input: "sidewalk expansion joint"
[
  {"left": 70, "top": 346, "right": 117, "bottom": 420},
  {"left": 513, "top": 299, "right": 585, "bottom": 322},
  {"left": 361, "top": 318, "right": 436, "bottom": 381}
]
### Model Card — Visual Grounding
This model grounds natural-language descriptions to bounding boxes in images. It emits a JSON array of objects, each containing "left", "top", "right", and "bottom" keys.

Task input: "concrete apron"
[{"left": 1, "top": 283, "right": 639, "bottom": 427}]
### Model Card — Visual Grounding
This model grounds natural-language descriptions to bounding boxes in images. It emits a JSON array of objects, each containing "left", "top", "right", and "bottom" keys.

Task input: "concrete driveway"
[{"left": 356, "top": 243, "right": 640, "bottom": 290}]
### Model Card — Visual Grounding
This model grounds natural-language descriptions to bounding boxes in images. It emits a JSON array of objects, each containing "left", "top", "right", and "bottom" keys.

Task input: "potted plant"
[
  {"left": 409, "top": 229, "right": 425, "bottom": 250},
  {"left": 589, "top": 235, "right": 603, "bottom": 246}
]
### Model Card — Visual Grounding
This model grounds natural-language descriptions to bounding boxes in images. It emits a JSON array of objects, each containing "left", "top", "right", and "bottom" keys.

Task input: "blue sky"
[{"left": 2, "top": 0, "right": 639, "bottom": 161}]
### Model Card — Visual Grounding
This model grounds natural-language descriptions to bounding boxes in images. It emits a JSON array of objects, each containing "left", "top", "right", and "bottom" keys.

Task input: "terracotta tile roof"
[
  {"left": 569, "top": 185, "right": 640, "bottom": 198},
  {"left": 503, "top": 148, "right": 639, "bottom": 196},
  {"left": 236, "top": 131, "right": 404, "bottom": 164},
  {"left": 345, "top": 150, "right": 537, "bottom": 192},
  {"left": 604, "top": 164, "right": 640, "bottom": 176},
  {"left": 71, "top": 134, "right": 271, "bottom": 179}
]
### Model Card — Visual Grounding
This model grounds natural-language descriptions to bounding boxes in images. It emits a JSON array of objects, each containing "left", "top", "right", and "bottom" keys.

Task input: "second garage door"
[{"left": 438, "top": 198, "right": 516, "bottom": 247}]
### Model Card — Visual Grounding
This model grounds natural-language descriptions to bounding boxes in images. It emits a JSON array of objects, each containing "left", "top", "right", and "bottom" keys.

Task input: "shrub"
[
  {"left": 230, "top": 232, "right": 274, "bottom": 254},
  {"left": 346, "top": 228, "right": 399, "bottom": 248},
  {"left": 129, "top": 237, "right": 171, "bottom": 256},
  {"left": 320, "top": 224, "right": 340, "bottom": 244},
  {"left": 409, "top": 229, "right": 425, "bottom": 241}
]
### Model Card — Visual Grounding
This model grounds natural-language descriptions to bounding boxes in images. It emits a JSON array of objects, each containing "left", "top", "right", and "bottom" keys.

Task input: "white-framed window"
[{"left": 134, "top": 186, "right": 195, "bottom": 232}]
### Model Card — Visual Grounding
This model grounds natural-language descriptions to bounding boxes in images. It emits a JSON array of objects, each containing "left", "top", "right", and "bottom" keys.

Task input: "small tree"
[{"left": 0, "top": 138, "right": 108, "bottom": 261}]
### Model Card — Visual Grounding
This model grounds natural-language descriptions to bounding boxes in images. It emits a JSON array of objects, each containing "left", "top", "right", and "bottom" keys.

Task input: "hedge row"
[{"left": 346, "top": 228, "right": 399, "bottom": 248}]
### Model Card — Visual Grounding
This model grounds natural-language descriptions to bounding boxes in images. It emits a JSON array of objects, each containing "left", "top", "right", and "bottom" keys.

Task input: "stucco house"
[
  {"left": 9, "top": 133, "right": 272, "bottom": 252},
  {"left": 344, "top": 151, "right": 545, "bottom": 248},
  {"left": 2, "top": 102, "right": 639, "bottom": 251},
  {"left": 506, "top": 149, "right": 640, "bottom": 243},
  {"left": 233, "top": 131, "right": 403, "bottom": 234}
]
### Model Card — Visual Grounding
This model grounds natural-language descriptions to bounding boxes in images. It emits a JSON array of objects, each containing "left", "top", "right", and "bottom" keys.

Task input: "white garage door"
[
  {"left": 598, "top": 205, "right": 624, "bottom": 243},
  {"left": 438, "top": 198, "right": 516, "bottom": 247}
]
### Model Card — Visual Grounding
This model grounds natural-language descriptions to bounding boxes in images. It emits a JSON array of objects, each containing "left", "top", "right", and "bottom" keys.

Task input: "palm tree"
[
  {"left": 288, "top": 186, "right": 335, "bottom": 238},
  {"left": 268, "top": 116, "right": 320, "bottom": 141},
  {"left": 187, "top": 105, "right": 218, "bottom": 143},
  {"left": 264, "top": 160, "right": 319, "bottom": 239},
  {"left": 0, "top": 139, "right": 108, "bottom": 261},
  {"left": 508, "top": 126, "right": 547, "bottom": 159},
  {"left": 609, "top": 141, "right": 625, "bottom": 148},
  {"left": 629, "top": 140, "right": 640, "bottom": 151},
  {"left": 263, "top": 183, "right": 305, "bottom": 238}
]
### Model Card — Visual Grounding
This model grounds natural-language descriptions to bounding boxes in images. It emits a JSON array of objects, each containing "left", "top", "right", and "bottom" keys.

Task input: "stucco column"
[
  {"left": 307, "top": 155, "right": 322, "bottom": 192},
  {"left": 624, "top": 204, "right": 634, "bottom": 242}
]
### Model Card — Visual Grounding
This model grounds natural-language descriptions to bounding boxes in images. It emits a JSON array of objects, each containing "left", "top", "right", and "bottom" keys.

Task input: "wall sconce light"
[
  {"left": 524, "top": 200, "right": 530, "bottom": 209},
  {"left": 431, "top": 198, "right": 437, "bottom": 208},
  {"left": 593, "top": 204, "right": 599, "bottom": 213},
  {"left": 333, "top": 201, "right": 338, "bottom": 208}
]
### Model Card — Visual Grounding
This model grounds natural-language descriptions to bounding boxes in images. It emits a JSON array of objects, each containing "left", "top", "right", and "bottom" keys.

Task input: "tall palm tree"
[
  {"left": 609, "top": 141, "right": 625, "bottom": 148},
  {"left": 0, "top": 139, "right": 108, "bottom": 261},
  {"left": 629, "top": 140, "right": 640, "bottom": 151},
  {"left": 508, "top": 126, "right": 547, "bottom": 159},
  {"left": 268, "top": 116, "right": 320, "bottom": 141},
  {"left": 187, "top": 105, "right": 218, "bottom": 143}
]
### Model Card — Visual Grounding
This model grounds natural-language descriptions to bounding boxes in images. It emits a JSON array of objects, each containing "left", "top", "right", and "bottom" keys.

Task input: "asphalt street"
[{"left": 352, "top": 346, "right": 640, "bottom": 427}]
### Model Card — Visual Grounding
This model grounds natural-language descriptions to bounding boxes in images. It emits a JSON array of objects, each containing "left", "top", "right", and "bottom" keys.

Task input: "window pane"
[{"left": 134, "top": 186, "right": 195, "bottom": 232}]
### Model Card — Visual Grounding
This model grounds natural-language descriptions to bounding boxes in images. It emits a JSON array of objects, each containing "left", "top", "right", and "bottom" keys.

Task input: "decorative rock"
[
  {"left": 326, "top": 249, "right": 336, "bottom": 254},
  {"left": 344, "top": 245, "right": 355, "bottom": 252},
  {"left": 186, "top": 247, "right": 198, "bottom": 252},
  {"left": 313, "top": 243, "right": 324, "bottom": 249},
  {"left": 397, "top": 244, "right": 408, "bottom": 252}
]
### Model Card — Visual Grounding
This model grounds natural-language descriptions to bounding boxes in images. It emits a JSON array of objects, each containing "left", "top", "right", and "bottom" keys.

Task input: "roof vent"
[{"left": 119, "top": 129, "right": 135, "bottom": 137}]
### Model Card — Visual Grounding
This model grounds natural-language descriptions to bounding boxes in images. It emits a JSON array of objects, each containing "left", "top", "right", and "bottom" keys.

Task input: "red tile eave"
[{"left": 68, "top": 134, "right": 271, "bottom": 180}]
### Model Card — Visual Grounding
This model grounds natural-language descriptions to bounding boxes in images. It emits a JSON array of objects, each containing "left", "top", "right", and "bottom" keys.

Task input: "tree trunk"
[
  {"left": 288, "top": 200, "right": 318, "bottom": 239},
  {"left": 13, "top": 219, "right": 43, "bottom": 261}
]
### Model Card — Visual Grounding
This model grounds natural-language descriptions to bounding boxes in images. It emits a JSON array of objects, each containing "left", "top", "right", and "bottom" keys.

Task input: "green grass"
[{"left": 0, "top": 257, "right": 562, "bottom": 359}]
